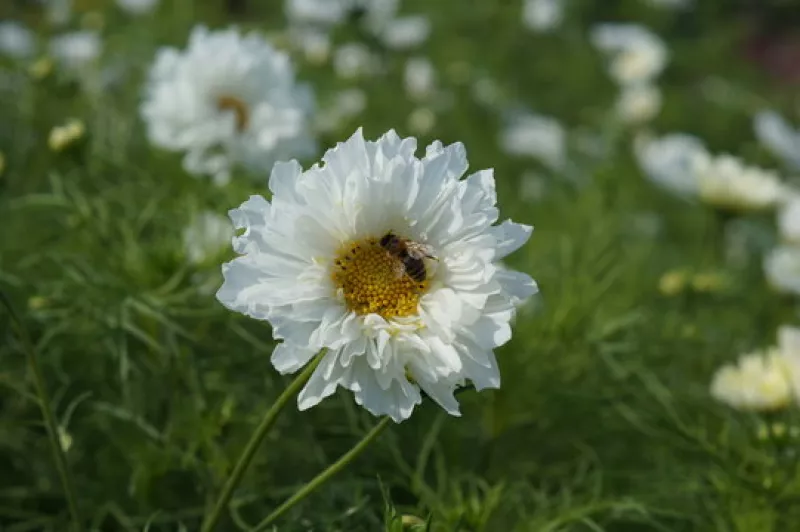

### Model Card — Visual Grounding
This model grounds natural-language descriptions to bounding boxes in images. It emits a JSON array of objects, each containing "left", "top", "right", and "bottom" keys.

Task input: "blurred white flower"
[
  {"left": 380, "top": 16, "right": 431, "bottom": 50},
  {"left": 471, "top": 76, "right": 503, "bottom": 108},
  {"left": 217, "top": 128, "right": 537, "bottom": 422},
  {"left": 290, "top": 27, "right": 331, "bottom": 64},
  {"left": 116, "top": 0, "right": 159, "bottom": 15},
  {"left": 764, "top": 246, "right": 800, "bottom": 296},
  {"left": 360, "top": 0, "right": 430, "bottom": 50},
  {"left": 615, "top": 84, "right": 662, "bottom": 124},
  {"left": 0, "top": 21, "right": 35, "bottom": 60},
  {"left": 711, "top": 350, "right": 795, "bottom": 412},
  {"left": 333, "top": 42, "right": 379, "bottom": 79},
  {"left": 777, "top": 195, "right": 800, "bottom": 245},
  {"left": 591, "top": 23, "right": 667, "bottom": 86},
  {"left": 404, "top": 57, "right": 436, "bottom": 100},
  {"left": 522, "top": 0, "right": 564, "bottom": 32},
  {"left": 183, "top": 211, "right": 234, "bottom": 265},
  {"left": 754, "top": 110, "right": 800, "bottom": 171},
  {"left": 49, "top": 31, "right": 102, "bottom": 71},
  {"left": 285, "top": 0, "right": 350, "bottom": 26},
  {"left": 407, "top": 107, "right": 436, "bottom": 135},
  {"left": 635, "top": 133, "right": 783, "bottom": 211},
  {"left": 141, "top": 26, "right": 316, "bottom": 185},
  {"left": 693, "top": 153, "right": 783, "bottom": 212},
  {"left": 499, "top": 112, "right": 566, "bottom": 169},
  {"left": 635, "top": 133, "right": 705, "bottom": 196},
  {"left": 316, "top": 88, "right": 367, "bottom": 132}
]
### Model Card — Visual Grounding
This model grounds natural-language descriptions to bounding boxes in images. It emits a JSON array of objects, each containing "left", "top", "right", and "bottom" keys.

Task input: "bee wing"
[{"left": 408, "top": 243, "right": 437, "bottom": 260}]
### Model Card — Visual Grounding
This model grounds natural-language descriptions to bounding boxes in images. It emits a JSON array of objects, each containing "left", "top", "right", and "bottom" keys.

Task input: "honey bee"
[{"left": 379, "top": 231, "right": 438, "bottom": 283}]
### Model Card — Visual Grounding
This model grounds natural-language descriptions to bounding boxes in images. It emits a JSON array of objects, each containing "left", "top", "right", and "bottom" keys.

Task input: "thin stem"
[
  {"left": 0, "top": 291, "right": 82, "bottom": 531},
  {"left": 201, "top": 350, "right": 325, "bottom": 532},
  {"left": 252, "top": 416, "right": 393, "bottom": 531}
]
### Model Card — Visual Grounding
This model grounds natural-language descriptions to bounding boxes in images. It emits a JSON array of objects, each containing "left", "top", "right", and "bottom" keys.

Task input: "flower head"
[
  {"left": 141, "top": 26, "right": 316, "bottom": 184},
  {"left": 591, "top": 23, "right": 667, "bottom": 86},
  {"left": 635, "top": 133, "right": 784, "bottom": 211},
  {"left": 0, "top": 21, "right": 35, "bottom": 60},
  {"left": 217, "top": 129, "right": 537, "bottom": 422},
  {"left": 499, "top": 112, "right": 566, "bottom": 169},
  {"left": 764, "top": 246, "right": 800, "bottom": 296},
  {"left": 183, "top": 211, "right": 234, "bottom": 265},
  {"left": 522, "top": 0, "right": 564, "bottom": 33},
  {"left": 49, "top": 31, "right": 102, "bottom": 71},
  {"left": 711, "top": 350, "right": 795, "bottom": 412}
]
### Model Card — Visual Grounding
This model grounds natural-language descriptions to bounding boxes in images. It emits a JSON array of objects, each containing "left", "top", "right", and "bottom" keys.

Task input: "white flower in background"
[
  {"left": 407, "top": 107, "right": 436, "bottom": 135},
  {"left": 635, "top": 133, "right": 784, "bottom": 211},
  {"left": 754, "top": 110, "right": 800, "bottom": 171},
  {"left": 710, "top": 350, "right": 795, "bottom": 412},
  {"left": 290, "top": 27, "right": 331, "bottom": 64},
  {"left": 693, "top": 153, "right": 783, "bottom": 212},
  {"left": 316, "top": 88, "right": 367, "bottom": 132},
  {"left": 522, "top": 0, "right": 564, "bottom": 33},
  {"left": 333, "top": 42, "right": 379, "bottom": 79},
  {"left": 217, "top": 128, "right": 537, "bottom": 422},
  {"left": 404, "top": 57, "right": 436, "bottom": 100},
  {"left": 183, "top": 211, "right": 234, "bottom": 265},
  {"left": 116, "top": 0, "right": 159, "bottom": 15},
  {"left": 615, "top": 84, "right": 662, "bottom": 124},
  {"left": 360, "top": 0, "right": 430, "bottom": 50},
  {"left": 499, "top": 112, "right": 566, "bottom": 170},
  {"left": 0, "top": 21, "right": 35, "bottom": 60},
  {"left": 285, "top": 0, "right": 350, "bottom": 26},
  {"left": 778, "top": 195, "right": 800, "bottom": 245},
  {"left": 634, "top": 133, "right": 705, "bottom": 196},
  {"left": 141, "top": 26, "right": 316, "bottom": 185},
  {"left": 49, "top": 31, "right": 102, "bottom": 71},
  {"left": 764, "top": 246, "right": 800, "bottom": 296},
  {"left": 591, "top": 23, "right": 667, "bottom": 86}
]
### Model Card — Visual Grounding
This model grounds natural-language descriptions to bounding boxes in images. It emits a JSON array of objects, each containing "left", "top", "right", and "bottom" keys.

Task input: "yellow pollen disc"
[
  {"left": 332, "top": 238, "right": 429, "bottom": 318},
  {"left": 216, "top": 95, "right": 250, "bottom": 132}
]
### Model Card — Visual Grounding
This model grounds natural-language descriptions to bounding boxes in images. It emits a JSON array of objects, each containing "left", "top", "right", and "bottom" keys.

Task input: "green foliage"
[{"left": 2, "top": 0, "right": 800, "bottom": 530}]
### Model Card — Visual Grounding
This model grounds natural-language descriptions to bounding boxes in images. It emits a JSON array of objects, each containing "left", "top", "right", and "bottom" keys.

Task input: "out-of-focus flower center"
[
  {"left": 216, "top": 95, "right": 250, "bottom": 132},
  {"left": 332, "top": 237, "right": 428, "bottom": 318}
]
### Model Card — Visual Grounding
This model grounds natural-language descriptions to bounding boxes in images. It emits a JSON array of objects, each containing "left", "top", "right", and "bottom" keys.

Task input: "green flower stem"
[
  {"left": 252, "top": 416, "right": 393, "bottom": 531},
  {"left": 0, "top": 292, "right": 83, "bottom": 532},
  {"left": 201, "top": 350, "right": 325, "bottom": 532}
]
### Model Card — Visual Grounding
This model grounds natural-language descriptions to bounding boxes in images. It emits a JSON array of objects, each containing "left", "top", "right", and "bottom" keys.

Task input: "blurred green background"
[{"left": 2, "top": 0, "right": 800, "bottom": 530}]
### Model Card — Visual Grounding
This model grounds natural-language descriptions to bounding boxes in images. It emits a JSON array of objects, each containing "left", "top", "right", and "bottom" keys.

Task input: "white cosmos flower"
[
  {"left": 591, "top": 23, "right": 667, "bottom": 86},
  {"left": 49, "top": 31, "right": 102, "bottom": 71},
  {"left": 404, "top": 57, "right": 436, "bottom": 100},
  {"left": 285, "top": 0, "right": 350, "bottom": 26},
  {"left": 635, "top": 132, "right": 784, "bottom": 211},
  {"left": 0, "top": 21, "right": 35, "bottom": 60},
  {"left": 522, "top": 0, "right": 564, "bottom": 33},
  {"left": 333, "top": 42, "right": 379, "bottom": 79},
  {"left": 217, "top": 128, "right": 538, "bottom": 422},
  {"left": 710, "top": 350, "right": 795, "bottom": 412},
  {"left": 116, "top": 0, "right": 159, "bottom": 15},
  {"left": 754, "top": 110, "right": 800, "bottom": 171},
  {"left": 183, "top": 211, "right": 234, "bottom": 265},
  {"left": 615, "top": 84, "right": 662, "bottom": 124},
  {"left": 499, "top": 112, "right": 566, "bottom": 170},
  {"left": 141, "top": 26, "right": 316, "bottom": 185},
  {"left": 764, "top": 246, "right": 800, "bottom": 296},
  {"left": 360, "top": 0, "right": 430, "bottom": 50}
]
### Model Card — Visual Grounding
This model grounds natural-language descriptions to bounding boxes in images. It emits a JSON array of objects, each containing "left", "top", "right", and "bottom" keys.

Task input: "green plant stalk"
[
  {"left": 252, "top": 416, "right": 393, "bottom": 531},
  {"left": 201, "top": 350, "right": 325, "bottom": 532},
  {"left": 0, "top": 292, "right": 83, "bottom": 531}
]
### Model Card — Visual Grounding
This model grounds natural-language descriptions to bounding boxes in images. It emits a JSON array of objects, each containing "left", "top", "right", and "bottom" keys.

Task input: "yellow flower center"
[
  {"left": 332, "top": 237, "right": 428, "bottom": 318},
  {"left": 216, "top": 95, "right": 250, "bottom": 132}
]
